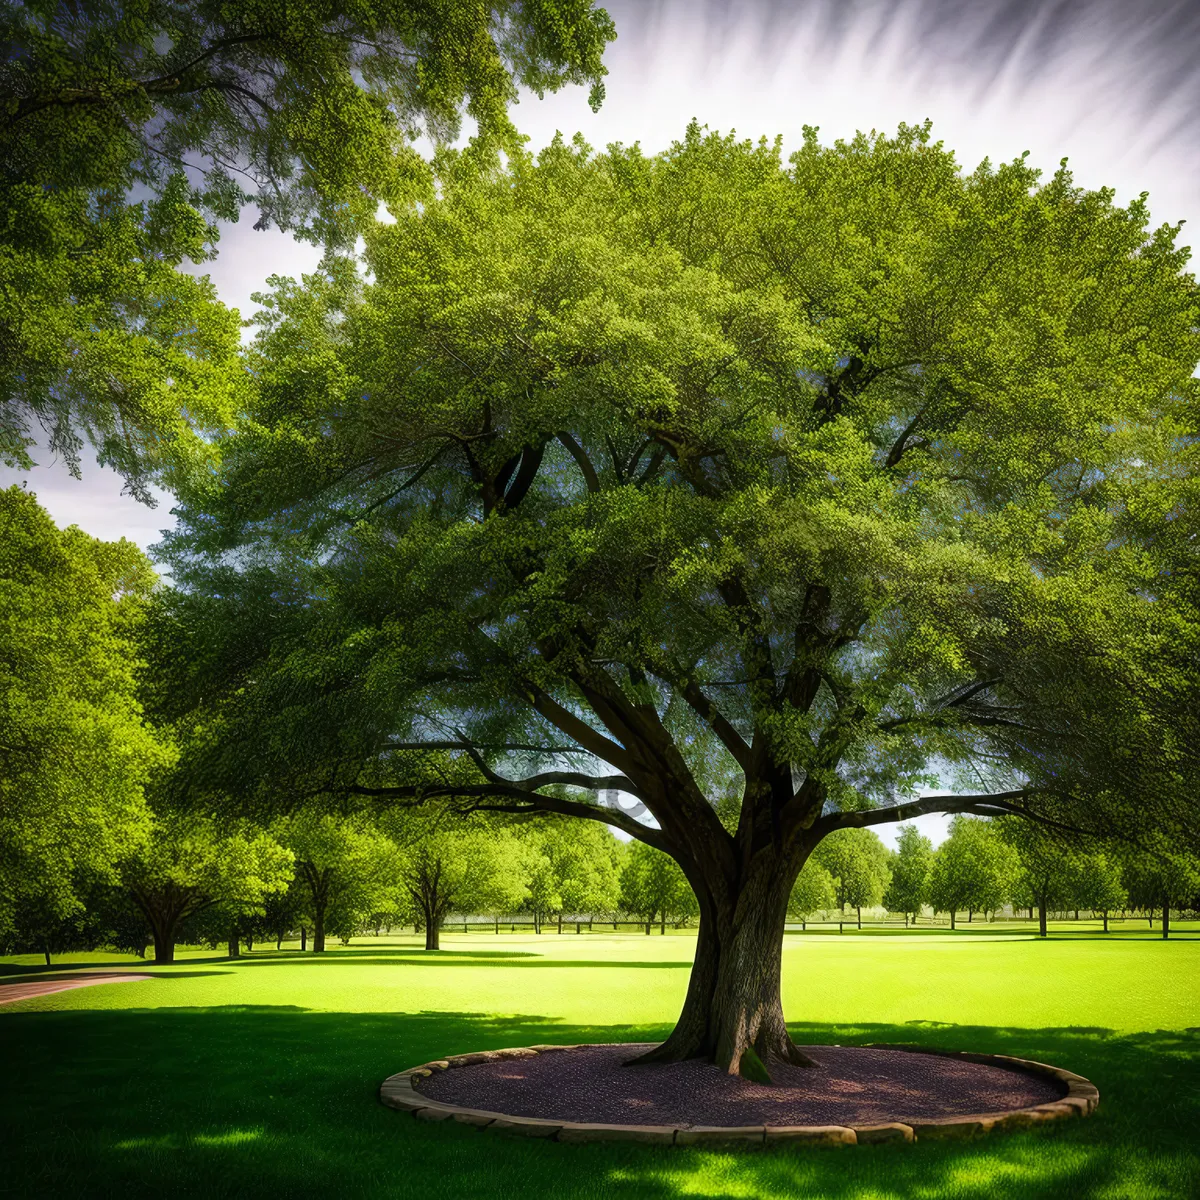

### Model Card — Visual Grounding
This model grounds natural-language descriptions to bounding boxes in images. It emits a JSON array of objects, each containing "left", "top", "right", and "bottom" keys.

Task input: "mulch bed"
[{"left": 419, "top": 1043, "right": 1066, "bottom": 1127}]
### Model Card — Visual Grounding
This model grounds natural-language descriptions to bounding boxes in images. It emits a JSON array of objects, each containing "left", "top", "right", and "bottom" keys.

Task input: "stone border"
[{"left": 378, "top": 1043, "right": 1099, "bottom": 1146}]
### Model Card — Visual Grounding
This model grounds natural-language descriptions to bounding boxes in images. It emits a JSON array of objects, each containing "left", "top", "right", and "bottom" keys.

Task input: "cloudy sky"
[{"left": 8, "top": 0, "right": 1199, "bottom": 843}]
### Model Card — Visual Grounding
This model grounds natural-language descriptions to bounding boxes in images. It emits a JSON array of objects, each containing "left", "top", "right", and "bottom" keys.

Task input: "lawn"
[{"left": 2, "top": 927, "right": 1198, "bottom": 1199}]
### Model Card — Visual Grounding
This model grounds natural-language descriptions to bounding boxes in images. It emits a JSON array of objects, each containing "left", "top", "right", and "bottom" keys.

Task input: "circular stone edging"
[{"left": 378, "top": 1043, "right": 1099, "bottom": 1147}]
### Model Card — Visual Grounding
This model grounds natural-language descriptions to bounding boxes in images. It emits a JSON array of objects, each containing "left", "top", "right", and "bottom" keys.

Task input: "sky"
[{"left": 8, "top": 0, "right": 1200, "bottom": 847}]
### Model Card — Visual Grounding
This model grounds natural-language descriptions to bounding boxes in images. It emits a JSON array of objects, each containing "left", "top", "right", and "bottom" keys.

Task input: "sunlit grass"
[{"left": 1, "top": 928, "right": 1197, "bottom": 1198}]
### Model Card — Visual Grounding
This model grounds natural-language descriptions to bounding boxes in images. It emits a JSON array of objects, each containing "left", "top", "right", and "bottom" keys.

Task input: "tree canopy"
[
  {"left": 159, "top": 120, "right": 1200, "bottom": 1073},
  {"left": 0, "top": 487, "right": 168, "bottom": 938},
  {"left": 2, "top": 0, "right": 615, "bottom": 493}
]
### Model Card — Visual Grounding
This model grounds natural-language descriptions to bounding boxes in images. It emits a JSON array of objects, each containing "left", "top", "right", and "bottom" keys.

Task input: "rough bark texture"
[
  {"left": 1162, "top": 901, "right": 1170, "bottom": 940},
  {"left": 630, "top": 848, "right": 815, "bottom": 1076},
  {"left": 312, "top": 909, "right": 326, "bottom": 953},
  {"left": 1038, "top": 900, "right": 1048, "bottom": 938}
]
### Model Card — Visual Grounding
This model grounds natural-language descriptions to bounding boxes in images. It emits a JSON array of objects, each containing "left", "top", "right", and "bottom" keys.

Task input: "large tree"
[
  {"left": 163, "top": 122, "right": 1200, "bottom": 1076},
  {"left": 0, "top": 487, "right": 167, "bottom": 939},
  {"left": 1, "top": 0, "right": 614, "bottom": 493}
]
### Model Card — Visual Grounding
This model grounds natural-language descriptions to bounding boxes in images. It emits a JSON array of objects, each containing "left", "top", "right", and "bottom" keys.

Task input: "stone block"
[
  {"left": 765, "top": 1125, "right": 857, "bottom": 1146},
  {"left": 489, "top": 1117, "right": 562, "bottom": 1138},
  {"left": 528, "top": 1044, "right": 577, "bottom": 1053},
  {"left": 489, "top": 1048, "right": 539, "bottom": 1060},
  {"left": 451, "top": 1109, "right": 505, "bottom": 1127},
  {"left": 413, "top": 1105, "right": 457, "bottom": 1122},
  {"left": 852, "top": 1123, "right": 913, "bottom": 1144},
  {"left": 378, "top": 1089, "right": 427, "bottom": 1112},
  {"left": 909, "top": 1116, "right": 995, "bottom": 1140},
  {"left": 418, "top": 1060, "right": 450, "bottom": 1072},
  {"left": 556, "top": 1123, "right": 677, "bottom": 1145},
  {"left": 676, "top": 1126, "right": 765, "bottom": 1146}
]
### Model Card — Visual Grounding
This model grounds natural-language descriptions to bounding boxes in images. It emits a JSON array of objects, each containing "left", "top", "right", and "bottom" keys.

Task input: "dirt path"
[{"left": 0, "top": 974, "right": 153, "bottom": 1005}]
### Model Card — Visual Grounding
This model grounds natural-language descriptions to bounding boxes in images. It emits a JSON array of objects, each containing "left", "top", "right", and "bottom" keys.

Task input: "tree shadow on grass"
[
  {"left": 230, "top": 953, "right": 691, "bottom": 971},
  {"left": 0, "top": 1006, "right": 1196, "bottom": 1200}
]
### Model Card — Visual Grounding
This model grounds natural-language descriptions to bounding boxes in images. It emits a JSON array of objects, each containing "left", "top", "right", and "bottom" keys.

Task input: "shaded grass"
[{"left": 1, "top": 933, "right": 1198, "bottom": 1199}]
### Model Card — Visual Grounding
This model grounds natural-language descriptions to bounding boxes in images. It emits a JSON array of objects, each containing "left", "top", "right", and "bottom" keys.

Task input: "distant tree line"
[{"left": 786, "top": 819, "right": 1200, "bottom": 939}]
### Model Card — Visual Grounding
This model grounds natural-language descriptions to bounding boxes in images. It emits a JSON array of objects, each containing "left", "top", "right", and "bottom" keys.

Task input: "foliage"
[
  {"left": 619, "top": 841, "right": 698, "bottom": 931},
  {"left": 927, "top": 817, "right": 1018, "bottom": 918},
  {"left": 380, "top": 810, "right": 529, "bottom": 946},
  {"left": 119, "top": 810, "right": 293, "bottom": 961},
  {"left": 158, "top": 120, "right": 1200, "bottom": 1058},
  {"left": 787, "top": 860, "right": 836, "bottom": 919},
  {"left": 883, "top": 823, "right": 934, "bottom": 918},
  {"left": 519, "top": 819, "right": 624, "bottom": 923},
  {"left": 1121, "top": 844, "right": 1200, "bottom": 912},
  {"left": 1, "top": 0, "right": 614, "bottom": 491},
  {"left": 810, "top": 828, "right": 891, "bottom": 912},
  {"left": 0, "top": 487, "right": 168, "bottom": 938},
  {"left": 273, "top": 809, "right": 400, "bottom": 949}
]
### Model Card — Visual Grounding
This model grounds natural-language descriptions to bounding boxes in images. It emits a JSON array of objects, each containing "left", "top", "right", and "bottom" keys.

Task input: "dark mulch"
[{"left": 419, "top": 1043, "right": 1067, "bottom": 1127}]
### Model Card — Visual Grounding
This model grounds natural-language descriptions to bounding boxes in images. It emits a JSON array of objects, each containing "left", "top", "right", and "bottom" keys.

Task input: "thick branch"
[
  {"left": 467, "top": 793, "right": 672, "bottom": 853},
  {"left": 557, "top": 432, "right": 601, "bottom": 493}
]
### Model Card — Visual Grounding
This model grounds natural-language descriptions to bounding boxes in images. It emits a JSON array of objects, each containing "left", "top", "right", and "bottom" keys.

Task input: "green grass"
[{"left": 2, "top": 928, "right": 1198, "bottom": 1199}]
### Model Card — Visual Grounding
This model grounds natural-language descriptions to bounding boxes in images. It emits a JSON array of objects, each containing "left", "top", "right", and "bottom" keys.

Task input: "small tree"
[
  {"left": 788, "top": 863, "right": 837, "bottom": 930},
  {"left": 1071, "top": 853, "right": 1128, "bottom": 933},
  {"left": 1122, "top": 847, "right": 1200, "bottom": 940},
  {"left": 1000, "top": 819, "right": 1078, "bottom": 937},
  {"left": 928, "top": 817, "right": 1018, "bottom": 929},
  {"left": 811, "top": 829, "right": 891, "bottom": 928},
  {"left": 519, "top": 821, "right": 624, "bottom": 932},
  {"left": 121, "top": 813, "right": 293, "bottom": 962},
  {"left": 883, "top": 824, "right": 934, "bottom": 926},
  {"left": 388, "top": 816, "right": 529, "bottom": 950},
  {"left": 620, "top": 842, "right": 699, "bottom": 935}
]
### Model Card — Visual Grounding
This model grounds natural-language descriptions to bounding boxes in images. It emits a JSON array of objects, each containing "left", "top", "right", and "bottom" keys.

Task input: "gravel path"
[
  {"left": 0, "top": 974, "right": 152, "bottom": 1006},
  {"left": 420, "top": 1043, "right": 1065, "bottom": 1127}
]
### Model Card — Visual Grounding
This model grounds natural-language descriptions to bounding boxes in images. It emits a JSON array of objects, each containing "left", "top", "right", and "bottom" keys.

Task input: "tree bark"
[
  {"left": 43, "top": 943, "right": 51, "bottom": 967},
  {"left": 227, "top": 937, "right": 240, "bottom": 958},
  {"left": 300, "top": 926, "right": 307, "bottom": 951},
  {"left": 950, "top": 910, "right": 956, "bottom": 930},
  {"left": 313, "top": 909, "right": 326, "bottom": 953},
  {"left": 425, "top": 914, "right": 440, "bottom": 951},
  {"left": 856, "top": 905, "right": 862, "bottom": 929},
  {"left": 1102, "top": 911, "right": 1109, "bottom": 933},
  {"left": 1162, "top": 900, "right": 1170, "bottom": 941},
  {"left": 661, "top": 910, "right": 666, "bottom": 936},
  {"left": 629, "top": 852, "right": 815, "bottom": 1076},
  {"left": 1038, "top": 899, "right": 1048, "bottom": 938}
]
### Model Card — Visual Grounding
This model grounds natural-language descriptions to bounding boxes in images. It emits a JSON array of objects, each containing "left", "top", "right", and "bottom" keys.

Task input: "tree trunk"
[
  {"left": 276, "top": 935, "right": 283, "bottom": 950},
  {"left": 43, "top": 942, "right": 51, "bottom": 967},
  {"left": 245, "top": 935, "right": 254, "bottom": 952},
  {"left": 425, "top": 916, "right": 440, "bottom": 951},
  {"left": 558, "top": 912, "right": 563, "bottom": 934},
  {"left": 150, "top": 914, "right": 177, "bottom": 964},
  {"left": 1102, "top": 911, "right": 1109, "bottom": 933},
  {"left": 495, "top": 915, "right": 499, "bottom": 934},
  {"left": 629, "top": 853, "right": 815, "bottom": 1076},
  {"left": 300, "top": 926, "right": 307, "bottom": 951},
  {"left": 313, "top": 909, "right": 326, "bottom": 953},
  {"left": 227, "top": 936, "right": 240, "bottom": 958},
  {"left": 968, "top": 909, "right": 973, "bottom": 922},
  {"left": 950, "top": 910, "right": 956, "bottom": 930},
  {"left": 856, "top": 905, "right": 861, "bottom": 929},
  {"left": 645, "top": 919, "right": 651, "bottom": 935},
  {"left": 1162, "top": 900, "right": 1170, "bottom": 941},
  {"left": 1074, "top": 910, "right": 1079, "bottom": 921},
  {"left": 1038, "top": 900, "right": 1048, "bottom": 938},
  {"left": 661, "top": 910, "right": 666, "bottom": 936}
]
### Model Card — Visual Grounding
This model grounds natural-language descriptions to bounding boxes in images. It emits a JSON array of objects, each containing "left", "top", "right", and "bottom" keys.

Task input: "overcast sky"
[{"left": 8, "top": 0, "right": 1199, "bottom": 846}]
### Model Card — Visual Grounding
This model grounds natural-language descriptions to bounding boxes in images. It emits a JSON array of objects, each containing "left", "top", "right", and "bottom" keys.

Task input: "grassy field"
[{"left": 2, "top": 926, "right": 1198, "bottom": 1199}]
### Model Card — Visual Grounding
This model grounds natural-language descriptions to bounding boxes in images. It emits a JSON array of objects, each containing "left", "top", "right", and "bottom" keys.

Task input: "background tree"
[
  {"left": 385, "top": 814, "right": 529, "bottom": 950},
  {"left": 883, "top": 824, "right": 934, "bottom": 926},
  {"left": 0, "top": 487, "right": 167, "bottom": 942},
  {"left": 927, "top": 817, "right": 1017, "bottom": 928},
  {"left": 1122, "top": 845, "right": 1200, "bottom": 940},
  {"left": 620, "top": 842, "right": 699, "bottom": 935},
  {"left": 1, "top": 0, "right": 615, "bottom": 493},
  {"left": 519, "top": 820, "right": 624, "bottom": 932},
  {"left": 274, "top": 810, "right": 400, "bottom": 953},
  {"left": 1001, "top": 818, "right": 1079, "bottom": 937},
  {"left": 161, "top": 122, "right": 1200, "bottom": 1077},
  {"left": 1071, "top": 852, "right": 1128, "bottom": 933},
  {"left": 787, "top": 861, "right": 837, "bottom": 929},
  {"left": 811, "top": 829, "right": 892, "bottom": 928},
  {"left": 120, "top": 813, "right": 293, "bottom": 962}
]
